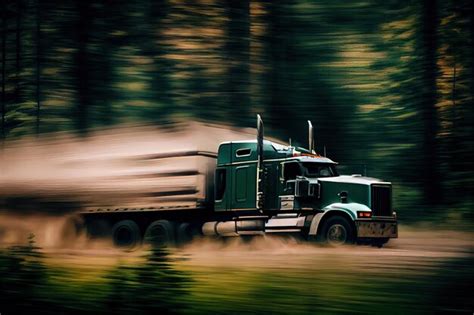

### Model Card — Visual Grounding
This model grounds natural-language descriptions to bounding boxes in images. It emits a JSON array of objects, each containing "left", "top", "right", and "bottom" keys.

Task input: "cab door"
[{"left": 230, "top": 164, "right": 257, "bottom": 210}]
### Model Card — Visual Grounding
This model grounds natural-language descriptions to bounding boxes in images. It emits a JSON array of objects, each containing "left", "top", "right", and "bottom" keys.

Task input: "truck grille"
[{"left": 371, "top": 185, "right": 392, "bottom": 217}]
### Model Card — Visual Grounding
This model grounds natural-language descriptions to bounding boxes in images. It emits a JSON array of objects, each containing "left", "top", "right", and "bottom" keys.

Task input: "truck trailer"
[{"left": 82, "top": 115, "right": 398, "bottom": 247}]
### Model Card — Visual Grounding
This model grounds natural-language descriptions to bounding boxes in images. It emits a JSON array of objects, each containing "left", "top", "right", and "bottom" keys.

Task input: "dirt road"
[{"left": 0, "top": 217, "right": 472, "bottom": 314}]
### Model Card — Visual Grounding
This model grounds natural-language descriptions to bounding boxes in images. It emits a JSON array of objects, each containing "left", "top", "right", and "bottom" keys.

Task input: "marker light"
[
  {"left": 357, "top": 211, "right": 372, "bottom": 218},
  {"left": 301, "top": 153, "right": 321, "bottom": 158}
]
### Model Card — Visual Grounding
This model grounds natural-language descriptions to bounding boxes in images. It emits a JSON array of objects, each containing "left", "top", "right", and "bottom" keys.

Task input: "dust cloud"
[
  {"left": 175, "top": 225, "right": 473, "bottom": 276},
  {"left": 0, "top": 121, "right": 261, "bottom": 213},
  {"left": 0, "top": 213, "right": 87, "bottom": 248}
]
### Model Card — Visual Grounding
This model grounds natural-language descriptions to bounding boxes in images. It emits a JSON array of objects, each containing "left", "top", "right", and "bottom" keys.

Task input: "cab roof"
[
  {"left": 287, "top": 155, "right": 337, "bottom": 164},
  {"left": 217, "top": 140, "right": 337, "bottom": 165}
]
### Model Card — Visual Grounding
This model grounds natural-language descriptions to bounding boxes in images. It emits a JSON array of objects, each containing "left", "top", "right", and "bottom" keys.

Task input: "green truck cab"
[{"left": 203, "top": 115, "right": 398, "bottom": 246}]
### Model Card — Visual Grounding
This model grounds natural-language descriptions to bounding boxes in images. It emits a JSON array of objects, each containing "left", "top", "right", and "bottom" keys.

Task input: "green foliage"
[
  {"left": 0, "top": 239, "right": 190, "bottom": 314},
  {"left": 0, "top": 235, "right": 473, "bottom": 314},
  {"left": 105, "top": 246, "right": 190, "bottom": 314},
  {"left": 0, "top": 234, "right": 59, "bottom": 314}
]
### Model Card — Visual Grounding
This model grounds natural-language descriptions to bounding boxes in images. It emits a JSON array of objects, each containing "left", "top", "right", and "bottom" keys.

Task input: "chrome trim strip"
[
  {"left": 266, "top": 217, "right": 305, "bottom": 228},
  {"left": 265, "top": 229, "right": 301, "bottom": 233},
  {"left": 220, "top": 160, "right": 258, "bottom": 166}
]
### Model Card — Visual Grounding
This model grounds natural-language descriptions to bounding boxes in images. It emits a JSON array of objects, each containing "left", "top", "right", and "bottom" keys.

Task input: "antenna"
[
  {"left": 324, "top": 145, "right": 327, "bottom": 157},
  {"left": 308, "top": 120, "right": 315, "bottom": 154}
]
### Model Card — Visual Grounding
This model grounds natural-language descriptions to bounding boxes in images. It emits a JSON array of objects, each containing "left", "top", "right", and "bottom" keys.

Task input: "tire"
[
  {"left": 112, "top": 220, "right": 142, "bottom": 249},
  {"left": 320, "top": 216, "right": 355, "bottom": 246},
  {"left": 144, "top": 220, "right": 175, "bottom": 247},
  {"left": 176, "top": 222, "right": 201, "bottom": 245}
]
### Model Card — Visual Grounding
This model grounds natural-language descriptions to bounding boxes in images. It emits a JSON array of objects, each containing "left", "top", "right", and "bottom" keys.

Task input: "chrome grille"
[{"left": 371, "top": 185, "right": 392, "bottom": 217}]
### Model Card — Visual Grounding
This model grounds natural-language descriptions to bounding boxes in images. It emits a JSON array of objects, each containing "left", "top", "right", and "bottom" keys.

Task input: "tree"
[
  {"left": 35, "top": 0, "right": 40, "bottom": 135},
  {"left": 1, "top": 0, "right": 6, "bottom": 139},
  {"left": 419, "top": 0, "right": 441, "bottom": 204},
  {"left": 225, "top": 0, "right": 250, "bottom": 126},
  {"left": 73, "top": 1, "right": 91, "bottom": 134}
]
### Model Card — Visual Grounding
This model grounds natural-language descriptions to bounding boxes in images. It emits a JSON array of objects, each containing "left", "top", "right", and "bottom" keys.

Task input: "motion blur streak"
[
  {"left": 0, "top": 0, "right": 472, "bottom": 313},
  {"left": 0, "top": 122, "right": 260, "bottom": 213},
  {"left": 0, "top": 214, "right": 82, "bottom": 248}
]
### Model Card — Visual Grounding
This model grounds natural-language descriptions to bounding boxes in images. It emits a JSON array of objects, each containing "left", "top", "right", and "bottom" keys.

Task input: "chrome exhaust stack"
[
  {"left": 308, "top": 120, "right": 315, "bottom": 154},
  {"left": 256, "top": 114, "right": 264, "bottom": 210}
]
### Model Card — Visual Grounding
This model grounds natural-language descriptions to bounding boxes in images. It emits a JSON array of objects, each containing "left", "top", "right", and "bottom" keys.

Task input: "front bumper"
[{"left": 355, "top": 219, "right": 398, "bottom": 238}]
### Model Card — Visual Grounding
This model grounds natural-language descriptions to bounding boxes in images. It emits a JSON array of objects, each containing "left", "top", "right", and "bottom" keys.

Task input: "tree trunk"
[
  {"left": 35, "top": 0, "right": 41, "bottom": 135},
  {"left": 1, "top": 0, "right": 6, "bottom": 139},
  {"left": 420, "top": 0, "right": 441, "bottom": 204},
  {"left": 74, "top": 1, "right": 91, "bottom": 134},
  {"left": 263, "top": 1, "right": 297, "bottom": 138},
  {"left": 15, "top": 0, "right": 21, "bottom": 104},
  {"left": 225, "top": 0, "right": 250, "bottom": 126}
]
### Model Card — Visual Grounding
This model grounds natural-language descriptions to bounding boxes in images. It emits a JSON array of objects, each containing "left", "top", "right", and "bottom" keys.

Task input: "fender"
[{"left": 308, "top": 203, "right": 371, "bottom": 236}]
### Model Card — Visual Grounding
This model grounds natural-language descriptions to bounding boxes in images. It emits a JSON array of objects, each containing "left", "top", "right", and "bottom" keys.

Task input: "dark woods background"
[{"left": 1, "top": 0, "right": 473, "bottom": 223}]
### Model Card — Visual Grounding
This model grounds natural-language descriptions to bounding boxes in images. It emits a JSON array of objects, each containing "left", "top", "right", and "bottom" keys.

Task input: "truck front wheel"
[{"left": 320, "top": 216, "right": 355, "bottom": 246}]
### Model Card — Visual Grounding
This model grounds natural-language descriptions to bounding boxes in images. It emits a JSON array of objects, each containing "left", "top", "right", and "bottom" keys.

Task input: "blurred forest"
[{"left": 0, "top": 0, "right": 473, "bottom": 222}]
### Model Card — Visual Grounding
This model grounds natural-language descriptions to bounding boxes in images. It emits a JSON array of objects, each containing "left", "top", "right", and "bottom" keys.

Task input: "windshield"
[{"left": 302, "top": 162, "right": 339, "bottom": 178}]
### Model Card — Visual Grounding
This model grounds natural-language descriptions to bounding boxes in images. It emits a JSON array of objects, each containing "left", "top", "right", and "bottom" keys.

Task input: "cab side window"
[
  {"left": 283, "top": 162, "right": 301, "bottom": 181},
  {"left": 215, "top": 168, "right": 226, "bottom": 200}
]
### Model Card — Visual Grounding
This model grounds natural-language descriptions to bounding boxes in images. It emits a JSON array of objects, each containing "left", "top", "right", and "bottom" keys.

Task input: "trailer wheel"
[
  {"left": 320, "top": 216, "right": 354, "bottom": 246},
  {"left": 144, "top": 220, "right": 175, "bottom": 246},
  {"left": 112, "top": 220, "right": 142, "bottom": 249}
]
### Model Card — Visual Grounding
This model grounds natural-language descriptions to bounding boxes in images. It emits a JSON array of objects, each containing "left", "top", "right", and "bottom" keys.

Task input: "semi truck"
[{"left": 82, "top": 115, "right": 398, "bottom": 247}]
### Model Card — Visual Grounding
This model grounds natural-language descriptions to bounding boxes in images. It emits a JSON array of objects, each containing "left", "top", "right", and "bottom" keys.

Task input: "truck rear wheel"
[
  {"left": 176, "top": 222, "right": 201, "bottom": 245},
  {"left": 144, "top": 220, "right": 175, "bottom": 246},
  {"left": 320, "top": 216, "right": 354, "bottom": 246},
  {"left": 112, "top": 220, "right": 142, "bottom": 249}
]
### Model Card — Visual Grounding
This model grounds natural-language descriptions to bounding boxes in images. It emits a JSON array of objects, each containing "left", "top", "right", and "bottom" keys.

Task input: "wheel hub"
[
  {"left": 327, "top": 224, "right": 347, "bottom": 245},
  {"left": 115, "top": 227, "right": 133, "bottom": 246}
]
